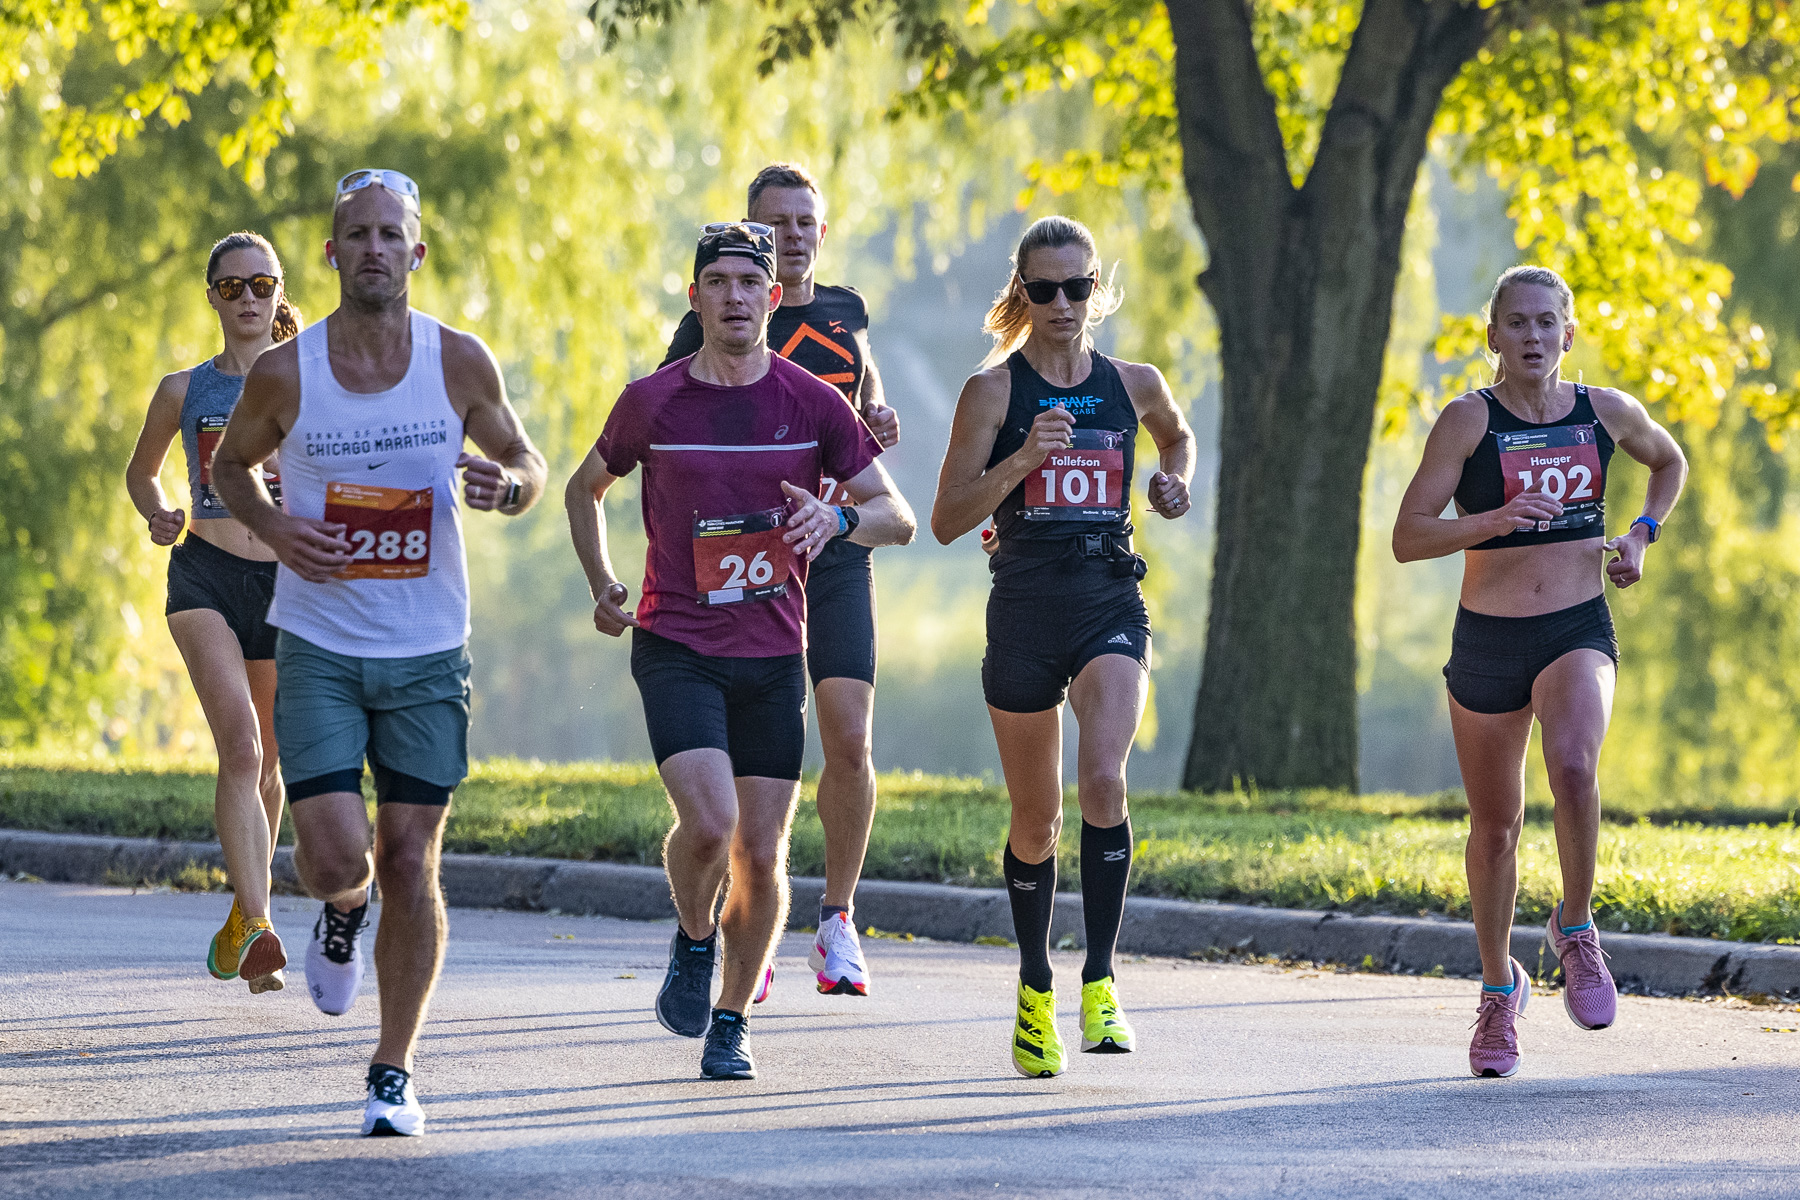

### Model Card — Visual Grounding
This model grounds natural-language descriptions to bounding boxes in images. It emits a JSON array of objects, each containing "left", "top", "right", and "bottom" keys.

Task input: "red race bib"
[
  {"left": 1496, "top": 424, "right": 1604, "bottom": 534},
  {"left": 1022, "top": 428, "right": 1126, "bottom": 522},
  {"left": 195, "top": 415, "right": 229, "bottom": 515},
  {"left": 325, "top": 481, "right": 433, "bottom": 580},
  {"left": 693, "top": 507, "right": 793, "bottom": 606}
]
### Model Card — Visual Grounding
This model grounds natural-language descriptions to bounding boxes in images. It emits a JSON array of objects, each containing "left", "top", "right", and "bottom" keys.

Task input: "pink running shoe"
[
  {"left": 1546, "top": 902, "right": 1616, "bottom": 1030},
  {"left": 1469, "top": 956, "right": 1530, "bottom": 1078},
  {"left": 752, "top": 964, "right": 773, "bottom": 1005}
]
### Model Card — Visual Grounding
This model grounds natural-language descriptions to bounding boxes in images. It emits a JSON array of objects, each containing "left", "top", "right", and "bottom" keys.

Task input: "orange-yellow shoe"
[{"left": 208, "top": 898, "right": 287, "bottom": 992}]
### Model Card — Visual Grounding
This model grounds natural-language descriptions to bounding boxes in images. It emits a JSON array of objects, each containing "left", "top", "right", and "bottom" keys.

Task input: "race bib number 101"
[
  {"left": 1496, "top": 424, "right": 1603, "bottom": 533},
  {"left": 325, "top": 481, "right": 433, "bottom": 579},
  {"left": 1023, "top": 428, "right": 1127, "bottom": 521},
  {"left": 693, "top": 507, "right": 792, "bottom": 606}
]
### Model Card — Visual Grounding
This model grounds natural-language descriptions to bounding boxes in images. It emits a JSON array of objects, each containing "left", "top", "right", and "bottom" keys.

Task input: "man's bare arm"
[
  {"left": 445, "top": 329, "right": 547, "bottom": 515},
  {"left": 564, "top": 446, "right": 638, "bottom": 636}
]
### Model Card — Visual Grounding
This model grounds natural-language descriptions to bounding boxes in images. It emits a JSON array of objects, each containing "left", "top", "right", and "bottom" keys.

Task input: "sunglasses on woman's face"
[
  {"left": 210, "top": 274, "right": 279, "bottom": 301},
  {"left": 1018, "top": 274, "right": 1098, "bottom": 305}
]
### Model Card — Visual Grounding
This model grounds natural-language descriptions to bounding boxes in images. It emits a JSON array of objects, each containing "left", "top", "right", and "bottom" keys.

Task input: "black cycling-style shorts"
[
  {"left": 1443, "top": 595, "right": 1619, "bottom": 715},
  {"left": 982, "top": 556, "right": 1151, "bottom": 714},
  {"left": 165, "top": 534, "right": 279, "bottom": 660},
  {"left": 630, "top": 628, "right": 807, "bottom": 780},
  {"left": 806, "top": 540, "right": 876, "bottom": 688}
]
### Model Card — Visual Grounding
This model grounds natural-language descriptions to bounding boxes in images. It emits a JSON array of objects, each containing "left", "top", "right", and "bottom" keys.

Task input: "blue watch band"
[
  {"left": 834, "top": 506, "right": 849, "bottom": 537},
  {"left": 1631, "top": 515, "right": 1661, "bottom": 543}
]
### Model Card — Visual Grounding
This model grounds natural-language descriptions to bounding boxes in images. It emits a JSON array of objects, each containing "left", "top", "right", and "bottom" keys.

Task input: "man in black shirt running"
[{"left": 661, "top": 163, "right": 896, "bottom": 999}]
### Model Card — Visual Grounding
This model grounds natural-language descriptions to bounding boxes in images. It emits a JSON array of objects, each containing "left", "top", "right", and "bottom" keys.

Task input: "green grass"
[{"left": 5, "top": 752, "right": 1800, "bottom": 943}]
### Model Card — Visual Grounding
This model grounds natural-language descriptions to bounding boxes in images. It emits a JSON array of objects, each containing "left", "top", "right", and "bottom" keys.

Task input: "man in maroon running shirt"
[{"left": 565, "top": 223, "right": 915, "bottom": 1081}]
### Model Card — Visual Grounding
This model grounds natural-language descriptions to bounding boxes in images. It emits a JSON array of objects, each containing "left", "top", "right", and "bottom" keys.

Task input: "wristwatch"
[
  {"left": 834, "top": 505, "right": 861, "bottom": 540},
  {"left": 1631, "top": 515, "right": 1661, "bottom": 544}
]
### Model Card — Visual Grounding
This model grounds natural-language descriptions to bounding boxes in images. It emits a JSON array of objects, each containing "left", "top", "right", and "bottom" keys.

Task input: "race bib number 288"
[
  {"left": 693, "top": 507, "right": 793, "bottom": 606},
  {"left": 1023, "top": 428, "right": 1126, "bottom": 522},
  {"left": 325, "top": 481, "right": 433, "bottom": 579},
  {"left": 1496, "top": 424, "right": 1603, "bottom": 532}
]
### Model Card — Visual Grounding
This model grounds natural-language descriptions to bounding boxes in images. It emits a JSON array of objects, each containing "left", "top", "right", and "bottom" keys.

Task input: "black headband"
[{"left": 694, "top": 226, "right": 776, "bottom": 283}]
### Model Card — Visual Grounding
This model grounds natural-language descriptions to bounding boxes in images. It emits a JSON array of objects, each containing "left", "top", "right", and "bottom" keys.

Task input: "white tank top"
[{"left": 267, "top": 310, "right": 470, "bottom": 658}]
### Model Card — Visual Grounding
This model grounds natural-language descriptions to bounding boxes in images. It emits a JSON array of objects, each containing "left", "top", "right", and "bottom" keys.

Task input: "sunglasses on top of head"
[
  {"left": 1018, "top": 274, "right": 1098, "bottom": 305},
  {"left": 210, "top": 274, "right": 280, "bottom": 301},
  {"left": 335, "top": 168, "right": 423, "bottom": 213},
  {"left": 700, "top": 221, "right": 775, "bottom": 238}
]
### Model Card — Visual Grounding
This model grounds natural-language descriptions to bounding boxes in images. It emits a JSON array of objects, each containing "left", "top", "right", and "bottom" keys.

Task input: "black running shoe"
[
  {"left": 655, "top": 929, "right": 716, "bottom": 1038},
  {"left": 700, "top": 1009, "right": 756, "bottom": 1080}
]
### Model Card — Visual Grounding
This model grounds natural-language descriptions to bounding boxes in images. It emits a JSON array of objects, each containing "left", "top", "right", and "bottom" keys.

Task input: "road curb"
[{"left": 5, "top": 827, "right": 1796, "bottom": 998}]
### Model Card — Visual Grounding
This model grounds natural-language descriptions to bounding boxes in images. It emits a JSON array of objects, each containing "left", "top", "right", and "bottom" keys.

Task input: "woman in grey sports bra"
[{"left": 125, "top": 231, "right": 303, "bottom": 995}]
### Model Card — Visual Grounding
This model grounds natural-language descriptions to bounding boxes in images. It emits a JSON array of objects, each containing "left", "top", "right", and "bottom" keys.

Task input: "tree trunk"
[{"left": 1167, "top": 0, "right": 1497, "bottom": 791}]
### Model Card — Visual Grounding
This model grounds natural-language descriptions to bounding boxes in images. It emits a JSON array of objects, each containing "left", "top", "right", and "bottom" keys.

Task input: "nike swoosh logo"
[{"left": 367, "top": 461, "right": 389, "bottom": 470}]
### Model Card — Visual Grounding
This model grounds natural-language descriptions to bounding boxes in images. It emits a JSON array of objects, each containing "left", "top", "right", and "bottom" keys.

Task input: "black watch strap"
[{"left": 836, "top": 504, "right": 861, "bottom": 540}]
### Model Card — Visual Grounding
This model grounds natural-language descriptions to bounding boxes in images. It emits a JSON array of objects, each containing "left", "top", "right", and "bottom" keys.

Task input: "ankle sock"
[
  {"left": 1079, "top": 818, "right": 1133, "bottom": 985},
  {"left": 1482, "top": 980, "right": 1517, "bottom": 996},
  {"left": 820, "top": 903, "right": 850, "bottom": 929},
  {"left": 676, "top": 927, "right": 717, "bottom": 956},
  {"left": 1003, "top": 842, "right": 1057, "bottom": 993},
  {"left": 1561, "top": 919, "right": 1594, "bottom": 935}
]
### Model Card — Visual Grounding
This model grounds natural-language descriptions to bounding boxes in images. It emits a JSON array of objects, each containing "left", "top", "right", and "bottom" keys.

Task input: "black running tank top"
[
  {"left": 986, "top": 351, "right": 1136, "bottom": 542},
  {"left": 1454, "top": 384, "right": 1615, "bottom": 550}
]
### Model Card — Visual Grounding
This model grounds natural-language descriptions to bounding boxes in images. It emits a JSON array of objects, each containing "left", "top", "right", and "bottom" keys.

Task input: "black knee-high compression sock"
[
  {"left": 1003, "top": 842, "right": 1057, "bottom": 993},
  {"left": 1080, "top": 818, "right": 1133, "bottom": 985}
]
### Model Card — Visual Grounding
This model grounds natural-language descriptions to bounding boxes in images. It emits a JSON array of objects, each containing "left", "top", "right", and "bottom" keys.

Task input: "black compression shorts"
[
  {"left": 631, "top": 628, "right": 807, "bottom": 780},
  {"left": 1443, "top": 596, "right": 1618, "bottom": 715},
  {"left": 165, "top": 535, "right": 279, "bottom": 660},
  {"left": 982, "top": 557, "right": 1151, "bottom": 714},
  {"left": 806, "top": 540, "right": 876, "bottom": 687}
]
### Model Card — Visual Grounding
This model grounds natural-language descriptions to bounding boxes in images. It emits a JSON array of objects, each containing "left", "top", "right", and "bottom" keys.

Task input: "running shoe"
[
  {"left": 1546, "top": 901, "right": 1617, "bottom": 1030},
  {"left": 752, "top": 964, "right": 773, "bottom": 1005},
  {"left": 655, "top": 930, "right": 716, "bottom": 1038},
  {"left": 362, "top": 1063, "right": 424, "bottom": 1136},
  {"left": 1079, "top": 976, "right": 1135, "bottom": 1053},
  {"left": 1468, "top": 956, "right": 1531, "bottom": 1078},
  {"left": 700, "top": 1009, "right": 756, "bottom": 1080},
  {"left": 207, "top": 897, "right": 286, "bottom": 992},
  {"left": 305, "top": 900, "right": 368, "bottom": 1016},
  {"left": 1011, "top": 980, "right": 1065, "bottom": 1078},
  {"left": 808, "top": 911, "right": 870, "bottom": 996}
]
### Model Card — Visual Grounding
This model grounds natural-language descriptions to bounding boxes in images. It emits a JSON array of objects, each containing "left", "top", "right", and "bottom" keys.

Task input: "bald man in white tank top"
[{"left": 214, "top": 171, "right": 546, "bottom": 1137}]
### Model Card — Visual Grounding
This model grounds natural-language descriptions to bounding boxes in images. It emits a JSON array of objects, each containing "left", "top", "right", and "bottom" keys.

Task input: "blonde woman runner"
[{"left": 1393, "top": 265, "right": 1686, "bottom": 1078}]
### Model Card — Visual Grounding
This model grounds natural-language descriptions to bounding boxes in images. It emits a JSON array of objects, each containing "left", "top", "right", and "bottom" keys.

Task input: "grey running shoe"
[
  {"left": 655, "top": 930, "right": 716, "bottom": 1038},
  {"left": 700, "top": 1009, "right": 756, "bottom": 1080}
]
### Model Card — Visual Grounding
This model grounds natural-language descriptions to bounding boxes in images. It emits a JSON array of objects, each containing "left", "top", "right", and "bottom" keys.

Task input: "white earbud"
[{"left": 328, "top": 255, "right": 338, "bottom": 270}]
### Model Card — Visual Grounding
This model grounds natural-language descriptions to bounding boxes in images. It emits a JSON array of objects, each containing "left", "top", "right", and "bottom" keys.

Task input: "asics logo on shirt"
[{"left": 774, "top": 425, "right": 789, "bottom": 440}]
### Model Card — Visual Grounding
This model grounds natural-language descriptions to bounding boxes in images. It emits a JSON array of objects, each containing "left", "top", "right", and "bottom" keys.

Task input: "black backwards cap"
[{"left": 693, "top": 223, "right": 776, "bottom": 282}]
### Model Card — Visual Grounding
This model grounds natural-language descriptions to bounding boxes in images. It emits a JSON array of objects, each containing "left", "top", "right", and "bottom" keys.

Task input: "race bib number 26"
[
  {"left": 693, "top": 507, "right": 792, "bottom": 606},
  {"left": 1023, "top": 428, "right": 1126, "bottom": 522},
  {"left": 1496, "top": 424, "right": 1603, "bottom": 532},
  {"left": 325, "top": 481, "right": 433, "bottom": 579}
]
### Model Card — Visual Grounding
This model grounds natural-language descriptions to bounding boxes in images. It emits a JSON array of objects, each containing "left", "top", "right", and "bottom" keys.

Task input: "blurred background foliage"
[{"left": 9, "top": 0, "right": 1800, "bottom": 807}]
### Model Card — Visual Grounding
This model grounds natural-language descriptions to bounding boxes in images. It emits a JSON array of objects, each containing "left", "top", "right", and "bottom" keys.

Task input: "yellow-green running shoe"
[
  {"left": 1011, "top": 981, "right": 1065, "bottom": 1078},
  {"left": 208, "top": 897, "right": 287, "bottom": 991},
  {"left": 1080, "top": 976, "right": 1135, "bottom": 1053}
]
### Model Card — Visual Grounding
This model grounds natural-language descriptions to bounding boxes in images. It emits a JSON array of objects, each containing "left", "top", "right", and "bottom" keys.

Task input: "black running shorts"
[
  {"left": 631, "top": 628, "right": 807, "bottom": 780},
  {"left": 165, "top": 535, "right": 279, "bottom": 660},
  {"left": 982, "top": 558, "right": 1151, "bottom": 714},
  {"left": 805, "top": 539, "right": 877, "bottom": 688},
  {"left": 1443, "top": 595, "right": 1618, "bottom": 715}
]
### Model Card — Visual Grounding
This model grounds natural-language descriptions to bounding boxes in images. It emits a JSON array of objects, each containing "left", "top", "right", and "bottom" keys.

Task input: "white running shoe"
[
  {"left": 808, "top": 911, "right": 870, "bottom": 996},
  {"left": 362, "top": 1064, "right": 424, "bottom": 1137},
  {"left": 306, "top": 900, "right": 368, "bottom": 1016}
]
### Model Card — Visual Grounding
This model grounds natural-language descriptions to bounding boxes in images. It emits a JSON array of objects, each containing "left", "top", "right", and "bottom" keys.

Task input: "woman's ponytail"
[{"left": 272, "top": 294, "right": 304, "bottom": 343}]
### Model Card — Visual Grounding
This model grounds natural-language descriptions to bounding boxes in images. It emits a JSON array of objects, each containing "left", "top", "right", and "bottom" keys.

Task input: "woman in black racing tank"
[
  {"left": 931, "top": 215, "right": 1196, "bottom": 1079},
  {"left": 1393, "top": 265, "right": 1686, "bottom": 1080}
]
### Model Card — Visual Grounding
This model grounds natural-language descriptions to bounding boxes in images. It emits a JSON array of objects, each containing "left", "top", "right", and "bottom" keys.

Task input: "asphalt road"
[{"left": 2, "top": 878, "right": 1796, "bottom": 1199}]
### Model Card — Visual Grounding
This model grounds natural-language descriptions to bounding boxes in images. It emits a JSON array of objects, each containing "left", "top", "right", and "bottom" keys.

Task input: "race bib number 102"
[
  {"left": 1023, "top": 428, "right": 1127, "bottom": 521},
  {"left": 325, "top": 481, "right": 433, "bottom": 579},
  {"left": 693, "top": 507, "right": 792, "bottom": 606},
  {"left": 1496, "top": 424, "right": 1603, "bottom": 533}
]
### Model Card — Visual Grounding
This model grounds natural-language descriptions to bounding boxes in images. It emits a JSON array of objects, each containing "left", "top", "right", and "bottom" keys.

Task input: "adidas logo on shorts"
[{"left": 1107, "top": 633, "right": 1132, "bottom": 645}]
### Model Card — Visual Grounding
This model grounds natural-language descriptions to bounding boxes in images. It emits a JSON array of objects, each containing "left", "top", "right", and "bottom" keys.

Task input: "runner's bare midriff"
[
  {"left": 185, "top": 515, "right": 278, "bottom": 562},
  {"left": 1459, "top": 537, "right": 1604, "bottom": 618}
]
